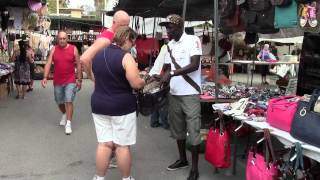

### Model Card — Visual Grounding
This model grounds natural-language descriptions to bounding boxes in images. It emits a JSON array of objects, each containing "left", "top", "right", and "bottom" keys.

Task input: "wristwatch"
[{"left": 170, "top": 70, "right": 174, "bottom": 76}]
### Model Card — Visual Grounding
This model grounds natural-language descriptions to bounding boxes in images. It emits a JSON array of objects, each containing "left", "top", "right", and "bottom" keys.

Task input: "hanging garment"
[
  {"left": 274, "top": 0, "right": 298, "bottom": 28},
  {"left": 8, "top": 7, "right": 24, "bottom": 30}
]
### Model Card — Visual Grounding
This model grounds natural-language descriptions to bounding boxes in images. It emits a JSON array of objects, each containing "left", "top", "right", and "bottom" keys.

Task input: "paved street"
[{"left": 0, "top": 80, "right": 245, "bottom": 180}]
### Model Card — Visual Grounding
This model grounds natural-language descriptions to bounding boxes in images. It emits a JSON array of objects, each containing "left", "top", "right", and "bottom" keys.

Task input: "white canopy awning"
[{"left": 258, "top": 36, "right": 304, "bottom": 44}]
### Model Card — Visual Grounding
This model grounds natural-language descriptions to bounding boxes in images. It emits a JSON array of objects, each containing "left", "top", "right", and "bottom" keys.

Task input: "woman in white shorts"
[{"left": 90, "top": 27, "right": 145, "bottom": 180}]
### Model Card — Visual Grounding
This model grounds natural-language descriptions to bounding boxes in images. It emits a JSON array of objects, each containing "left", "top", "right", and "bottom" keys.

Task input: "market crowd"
[{"left": 12, "top": 10, "right": 203, "bottom": 180}]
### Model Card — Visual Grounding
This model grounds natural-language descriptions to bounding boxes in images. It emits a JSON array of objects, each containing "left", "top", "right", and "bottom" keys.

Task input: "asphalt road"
[{"left": 0, "top": 80, "right": 245, "bottom": 180}]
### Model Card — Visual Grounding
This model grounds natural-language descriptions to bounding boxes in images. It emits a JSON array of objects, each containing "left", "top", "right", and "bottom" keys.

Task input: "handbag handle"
[
  {"left": 269, "top": 95, "right": 297, "bottom": 103},
  {"left": 290, "top": 142, "right": 304, "bottom": 171},
  {"left": 213, "top": 110, "right": 225, "bottom": 134},
  {"left": 264, "top": 129, "right": 276, "bottom": 165},
  {"left": 307, "top": 89, "right": 320, "bottom": 111}
]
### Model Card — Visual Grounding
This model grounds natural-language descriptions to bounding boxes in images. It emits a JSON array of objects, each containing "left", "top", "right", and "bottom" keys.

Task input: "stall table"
[
  {"left": 225, "top": 60, "right": 299, "bottom": 84},
  {"left": 212, "top": 104, "right": 320, "bottom": 175}
]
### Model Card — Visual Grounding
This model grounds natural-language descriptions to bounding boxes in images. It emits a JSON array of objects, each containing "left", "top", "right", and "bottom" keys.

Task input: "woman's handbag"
[
  {"left": 205, "top": 111, "right": 231, "bottom": 168},
  {"left": 137, "top": 82, "right": 169, "bottom": 116},
  {"left": 291, "top": 89, "right": 320, "bottom": 148},
  {"left": 279, "top": 142, "right": 307, "bottom": 180},
  {"left": 266, "top": 96, "right": 301, "bottom": 132},
  {"left": 246, "top": 129, "right": 279, "bottom": 180}
]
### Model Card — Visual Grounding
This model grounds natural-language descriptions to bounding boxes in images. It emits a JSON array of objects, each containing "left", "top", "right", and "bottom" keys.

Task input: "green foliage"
[{"left": 47, "top": 0, "right": 57, "bottom": 14}]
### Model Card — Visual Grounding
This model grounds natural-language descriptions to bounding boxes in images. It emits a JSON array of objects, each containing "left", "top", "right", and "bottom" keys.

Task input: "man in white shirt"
[
  {"left": 160, "top": 14, "right": 202, "bottom": 180},
  {"left": 148, "top": 43, "right": 169, "bottom": 129}
]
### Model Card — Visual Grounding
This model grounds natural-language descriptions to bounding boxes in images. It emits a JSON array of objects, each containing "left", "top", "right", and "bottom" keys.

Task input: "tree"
[
  {"left": 47, "top": 0, "right": 57, "bottom": 14},
  {"left": 94, "top": 0, "right": 105, "bottom": 19},
  {"left": 47, "top": 0, "right": 69, "bottom": 14}
]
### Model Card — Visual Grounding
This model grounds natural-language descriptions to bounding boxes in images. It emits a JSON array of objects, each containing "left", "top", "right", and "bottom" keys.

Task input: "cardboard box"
[{"left": 0, "top": 83, "right": 8, "bottom": 99}]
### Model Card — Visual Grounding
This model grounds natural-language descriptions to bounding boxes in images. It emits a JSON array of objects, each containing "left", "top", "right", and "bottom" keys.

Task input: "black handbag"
[
  {"left": 279, "top": 142, "right": 307, "bottom": 180},
  {"left": 137, "top": 84, "right": 169, "bottom": 116},
  {"left": 202, "top": 24, "right": 210, "bottom": 45},
  {"left": 291, "top": 89, "right": 320, "bottom": 148}
]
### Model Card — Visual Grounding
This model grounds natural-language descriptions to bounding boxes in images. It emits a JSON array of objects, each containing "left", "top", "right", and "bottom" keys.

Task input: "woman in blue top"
[
  {"left": 257, "top": 44, "right": 277, "bottom": 85},
  {"left": 91, "top": 27, "right": 145, "bottom": 180}
]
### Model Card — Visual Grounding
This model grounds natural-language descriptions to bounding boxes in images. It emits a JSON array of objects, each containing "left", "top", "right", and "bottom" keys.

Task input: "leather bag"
[
  {"left": 271, "top": 0, "right": 292, "bottom": 7},
  {"left": 246, "top": 129, "right": 279, "bottom": 180},
  {"left": 137, "top": 84, "right": 169, "bottom": 116},
  {"left": 247, "top": 0, "right": 271, "bottom": 12},
  {"left": 205, "top": 111, "right": 231, "bottom": 168},
  {"left": 266, "top": 96, "right": 301, "bottom": 132},
  {"left": 291, "top": 89, "right": 320, "bottom": 148},
  {"left": 279, "top": 142, "right": 307, "bottom": 180}
]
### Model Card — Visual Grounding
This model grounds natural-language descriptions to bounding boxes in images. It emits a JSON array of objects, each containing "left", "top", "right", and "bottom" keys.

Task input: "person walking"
[
  {"left": 41, "top": 30, "right": 82, "bottom": 135},
  {"left": 12, "top": 40, "right": 32, "bottom": 99},
  {"left": 160, "top": 14, "right": 202, "bottom": 180},
  {"left": 90, "top": 27, "right": 145, "bottom": 180},
  {"left": 81, "top": 10, "right": 130, "bottom": 81}
]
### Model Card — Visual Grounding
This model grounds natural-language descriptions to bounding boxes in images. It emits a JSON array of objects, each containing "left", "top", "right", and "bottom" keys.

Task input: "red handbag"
[
  {"left": 246, "top": 129, "right": 279, "bottom": 180},
  {"left": 205, "top": 113, "right": 231, "bottom": 168},
  {"left": 135, "top": 37, "right": 159, "bottom": 65},
  {"left": 266, "top": 96, "right": 301, "bottom": 132}
]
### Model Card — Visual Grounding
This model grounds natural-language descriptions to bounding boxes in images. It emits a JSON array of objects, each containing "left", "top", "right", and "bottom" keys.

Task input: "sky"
[{"left": 68, "top": 0, "right": 94, "bottom": 8}]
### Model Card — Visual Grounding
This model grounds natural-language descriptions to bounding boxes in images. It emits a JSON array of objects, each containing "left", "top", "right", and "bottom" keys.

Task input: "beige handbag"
[{"left": 314, "top": 97, "right": 320, "bottom": 113}]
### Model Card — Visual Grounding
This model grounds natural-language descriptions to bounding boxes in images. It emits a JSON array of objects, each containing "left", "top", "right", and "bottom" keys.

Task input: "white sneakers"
[
  {"left": 59, "top": 114, "right": 72, "bottom": 135},
  {"left": 122, "top": 176, "right": 135, "bottom": 180},
  {"left": 59, "top": 114, "right": 66, "bottom": 126},
  {"left": 92, "top": 175, "right": 104, "bottom": 180},
  {"left": 65, "top": 121, "right": 72, "bottom": 135},
  {"left": 108, "top": 157, "right": 118, "bottom": 168},
  {"left": 92, "top": 175, "right": 135, "bottom": 180}
]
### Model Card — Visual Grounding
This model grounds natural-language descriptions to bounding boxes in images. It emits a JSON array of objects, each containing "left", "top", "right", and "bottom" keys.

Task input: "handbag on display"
[
  {"left": 137, "top": 80, "right": 169, "bottom": 116},
  {"left": 225, "top": 98, "right": 249, "bottom": 116},
  {"left": 205, "top": 111, "right": 231, "bottom": 168},
  {"left": 291, "top": 89, "right": 320, "bottom": 148},
  {"left": 202, "top": 24, "right": 210, "bottom": 44},
  {"left": 279, "top": 142, "right": 307, "bottom": 180},
  {"left": 266, "top": 96, "right": 301, "bottom": 132},
  {"left": 246, "top": 129, "right": 279, "bottom": 180}
]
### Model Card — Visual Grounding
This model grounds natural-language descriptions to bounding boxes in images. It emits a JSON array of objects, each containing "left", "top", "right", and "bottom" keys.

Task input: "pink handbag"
[
  {"left": 266, "top": 96, "right": 300, "bottom": 132},
  {"left": 205, "top": 113, "right": 231, "bottom": 168},
  {"left": 246, "top": 129, "right": 279, "bottom": 180}
]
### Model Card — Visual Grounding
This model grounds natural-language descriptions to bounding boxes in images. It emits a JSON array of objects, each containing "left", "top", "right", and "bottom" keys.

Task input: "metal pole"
[
  {"left": 214, "top": 0, "right": 219, "bottom": 99},
  {"left": 56, "top": 0, "right": 59, "bottom": 16},
  {"left": 182, "top": 0, "right": 187, "bottom": 30}
]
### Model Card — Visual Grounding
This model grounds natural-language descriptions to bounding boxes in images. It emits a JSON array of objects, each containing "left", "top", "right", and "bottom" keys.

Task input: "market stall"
[{"left": 107, "top": 0, "right": 320, "bottom": 179}]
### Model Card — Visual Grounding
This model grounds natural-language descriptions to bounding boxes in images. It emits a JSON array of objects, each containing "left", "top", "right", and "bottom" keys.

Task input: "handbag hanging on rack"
[
  {"left": 279, "top": 142, "right": 308, "bottom": 180},
  {"left": 205, "top": 111, "right": 231, "bottom": 168},
  {"left": 202, "top": 23, "right": 210, "bottom": 45},
  {"left": 246, "top": 129, "right": 279, "bottom": 180}
]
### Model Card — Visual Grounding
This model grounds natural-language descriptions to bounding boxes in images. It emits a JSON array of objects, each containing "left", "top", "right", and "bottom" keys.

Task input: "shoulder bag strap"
[
  {"left": 264, "top": 129, "right": 276, "bottom": 164},
  {"left": 103, "top": 48, "right": 122, "bottom": 83},
  {"left": 166, "top": 45, "right": 201, "bottom": 94}
]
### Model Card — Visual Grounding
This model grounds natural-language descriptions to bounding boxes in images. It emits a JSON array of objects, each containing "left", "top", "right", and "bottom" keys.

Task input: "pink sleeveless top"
[{"left": 52, "top": 44, "right": 76, "bottom": 85}]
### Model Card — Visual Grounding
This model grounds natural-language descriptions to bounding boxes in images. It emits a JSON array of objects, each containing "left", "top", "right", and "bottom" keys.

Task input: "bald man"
[{"left": 81, "top": 10, "right": 130, "bottom": 81}]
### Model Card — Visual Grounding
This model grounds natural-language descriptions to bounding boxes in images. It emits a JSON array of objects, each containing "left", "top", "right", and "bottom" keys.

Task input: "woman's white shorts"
[{"left": 92, "top": 112, "right": 137, "bottom": 146}]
